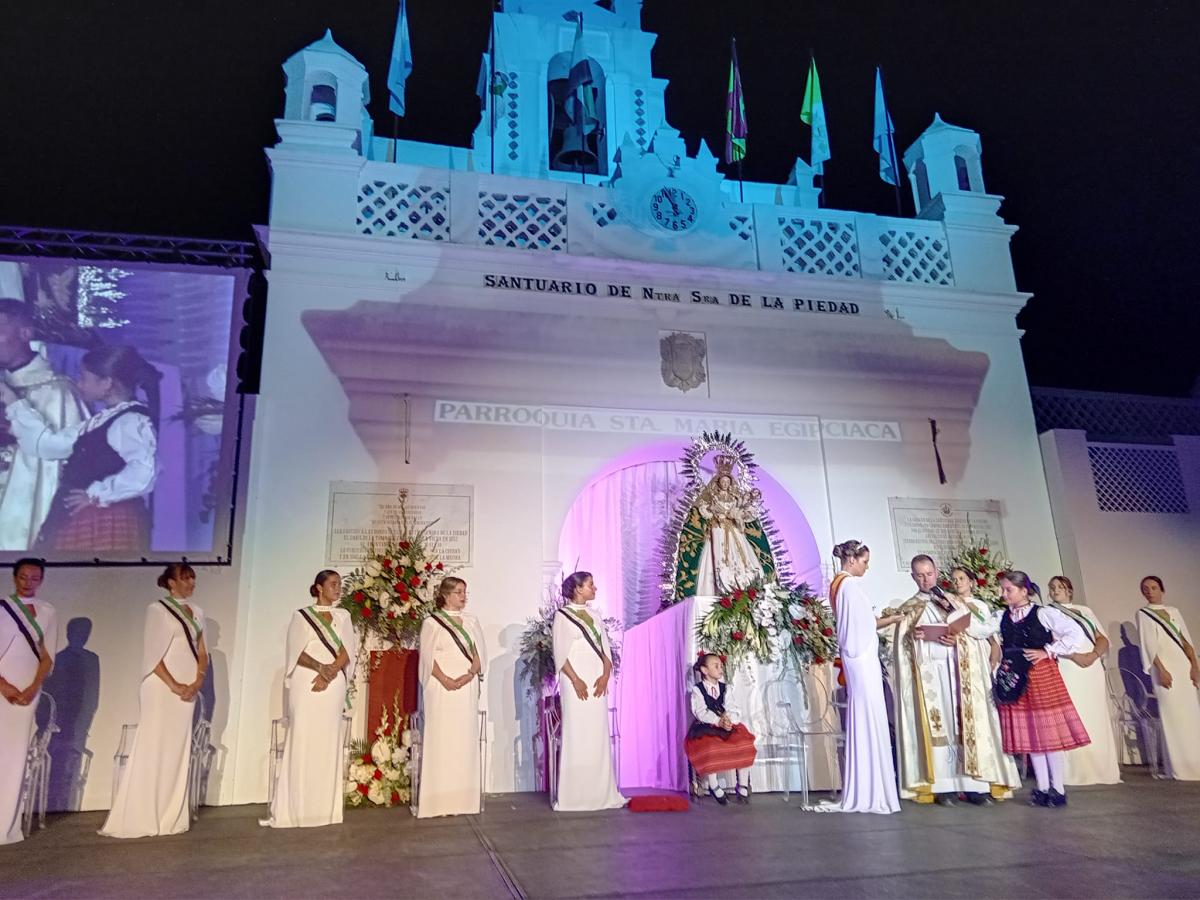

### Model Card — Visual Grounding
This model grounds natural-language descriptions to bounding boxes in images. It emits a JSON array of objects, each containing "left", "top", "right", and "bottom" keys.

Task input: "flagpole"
[
  {"left": 733, "top": 37, "right": 744, "bottom": 203},
  {"left": 490, "top": 4, "right": 497, "bottom": 175},
  {"left": 580, "top": 9, "right": 586, "bottom": 185},
  {"left": 879, "top": 65, "right": 903, "bottom": 217}
]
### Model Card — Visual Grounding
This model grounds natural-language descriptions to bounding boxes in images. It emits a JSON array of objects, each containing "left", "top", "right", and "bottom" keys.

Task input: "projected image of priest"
[
  {"left": 0, "top": 298, "right": 88, "bottom": 550},
  {"left": 0, "top": 345, "right": 159, "bottom": 553}
]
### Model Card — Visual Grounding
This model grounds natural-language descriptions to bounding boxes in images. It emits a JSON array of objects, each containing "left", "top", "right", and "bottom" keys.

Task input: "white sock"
[
  {"left": 1047, "top": 752, "right": 1066, "bottom": 793},
  {"left": 735, "top": 768, "right": 749, "bottom": 789},
  {"left": 1030, "top": 753, "right": 1050, "bottom": 792},
  {"left": 706, "top": 773, "right": 720, "bottom": 790},
  {"left": 716, "top": 773, "right": 730, "bottom": 789}
]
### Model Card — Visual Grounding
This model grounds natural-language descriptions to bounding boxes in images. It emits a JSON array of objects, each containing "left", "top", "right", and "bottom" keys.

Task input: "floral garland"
[
  {"left": 339, "top": 491, "right": 453, "bottom": 648},
  {"left": 659, "top": 432, "right": 793, "bottom": 609},
  {"left": 695, "top": 580, "right": 834, "bottom": 674},
  {"left": 517, "top": 586, "right": 623, "bottom": 700},
  {"left": 345, "top": 694, "right": 413, "bottom": 808},
  {"left": 943, "top": 541, "right": 1013, "bottom": 611}
]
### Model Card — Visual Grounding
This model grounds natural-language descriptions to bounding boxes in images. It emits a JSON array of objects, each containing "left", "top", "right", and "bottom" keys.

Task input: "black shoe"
[
  {"left": 735, "top": 785, "right": 751, "bottom": 804},
  {"left": 1047, "top": 788, "right": 1068, "bottom": 808},
  {"left": 934, "top": 794, "right": 957, "bottom": 807},
  {"left": 1028, "top": 789, "right": 1050, "bottom": 807},
  {"left": 965, "top": 792, "right": 994, "bottom": 807},
  {"left": 708, "top": 787, "right": 728, "bottom": 806}
]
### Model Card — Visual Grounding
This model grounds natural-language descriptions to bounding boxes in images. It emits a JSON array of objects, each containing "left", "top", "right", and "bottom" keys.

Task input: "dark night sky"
[{"left": 4, "top": 1, "right": 1198, "bottom": 396}]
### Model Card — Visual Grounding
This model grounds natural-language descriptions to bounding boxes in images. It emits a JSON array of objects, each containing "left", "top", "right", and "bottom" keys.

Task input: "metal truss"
[{"left": 0, "top": 224, "right": 255, "bottom": 268}]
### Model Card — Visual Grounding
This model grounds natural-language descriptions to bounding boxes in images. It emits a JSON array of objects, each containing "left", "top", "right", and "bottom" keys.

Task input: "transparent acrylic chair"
[
  {"left": 757, "top": 677, "right": 843, "bottom": 806},
  {"left": 111, "top": 693, "right": 214, "bottom": 820},
  {"left": 268, "top": 711, "right": 354, "bottom": 810},
  {"left": 1109, "top": 667, "right": 1164, "bottom": 777},
  {"left": 20, "top": 691, "right": 59, "bottom": 835}
]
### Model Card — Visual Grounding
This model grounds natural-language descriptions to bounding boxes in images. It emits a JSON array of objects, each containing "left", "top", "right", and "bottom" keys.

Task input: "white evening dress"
[
  {"left": 101, "top": 600, "right": 204, "bottom": 838},
  {"left": 416, "top": 610, "right": 486, "bottom": 818},
  {"left": 263, "top": 605, "right": 357, "bottom": 827},
  {"left": 0, "top": 597, "right": 59, "bottom": 844},
  {"left": 1138, "top": 605, "right": 1200, "bottom": 780},
  {"left": 552, "top": 604, "right": 626, "bottom": 811},
  {"left": 828, "top": 575, "right": 899, "bottom": 814},
  {"left": 1055, "top": 603, "right": 1121, "bottom": 785}
]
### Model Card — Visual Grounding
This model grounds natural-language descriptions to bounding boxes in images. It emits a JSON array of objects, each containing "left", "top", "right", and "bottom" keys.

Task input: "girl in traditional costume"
[
  {"left": 262, "top": 570, "right": 356, "bottom": 828},
  {"left": 416, "top": 576, "right": 486, "bottom": 818},
  {"left": 551, "top": 571, "right": 625, "bottom": 811},
  {"left": 101, "top": 563, "right": 206, "bottom": 838},
  {"left": 1136, "top": 575, "right": 1200, "bottom": 780},
  {"left": 991, "top": 571, "right": 1089, "bottom": 808},
  {"left": 0, "top": 344, "right": 158, "bottom": 553},
  {"left": 818, "top": 540, "right": 902, "bottom": 814},
  {"left": 685, "top": 652, "right": 755, "bottom": 804},
  {"left": 0, "top": 559, "right": 58, "bottom": 844},
  {"left": 1046, "top": 575, "right": 1121, "bottom": 785}
]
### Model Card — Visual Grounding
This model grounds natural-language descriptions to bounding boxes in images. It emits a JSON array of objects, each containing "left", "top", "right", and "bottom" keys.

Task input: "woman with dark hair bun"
[
  {"left": 0, "top": 344, "right": 160, "bottom": 552},
  {"left": 992, "top": 571, "right": 1090, "bottom": 808},
  {"left": 101, "top": 563, "right": 206, "bottom": 838},
  {"left": 1136, "top": 575, "right": 1200, "bottom": 780},
  {"left": 551, "top": 571, "right": 625, "bottom": 811},
  {"left": 818, "top": 541, "right": 903, "bottom": 814},
  {"left": 415, "top": 577, "right": 486, "bottom": 818},
  {"left": 261, "top": 569, "right": 356, "bottom": 827}
]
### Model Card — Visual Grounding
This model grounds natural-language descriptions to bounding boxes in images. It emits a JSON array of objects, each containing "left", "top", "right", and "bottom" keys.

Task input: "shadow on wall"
[{"left": 43, "top": 618, "right": 100, "bottom": 812}]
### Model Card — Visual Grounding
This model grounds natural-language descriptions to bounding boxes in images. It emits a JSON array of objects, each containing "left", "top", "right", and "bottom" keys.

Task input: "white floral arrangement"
[{"left": 345, "top": 695, "right": 413, "bottom": 808}]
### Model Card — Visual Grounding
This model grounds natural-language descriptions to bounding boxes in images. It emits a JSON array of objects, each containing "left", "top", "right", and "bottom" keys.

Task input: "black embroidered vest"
[
  {"left": 1000, "top": 606, "right": 1052, "bottom": 651},
  {"left": 60, "top": 404, "right": 151, "bottom": 491},
  {"left": 695, "top": 681, "right": 727, "bottom": 716}
]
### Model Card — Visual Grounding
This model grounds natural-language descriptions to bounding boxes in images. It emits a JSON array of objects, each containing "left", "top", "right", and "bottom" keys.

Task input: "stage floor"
[{"left": 3, "top": 770, "right": 1198, "bottom": 899}]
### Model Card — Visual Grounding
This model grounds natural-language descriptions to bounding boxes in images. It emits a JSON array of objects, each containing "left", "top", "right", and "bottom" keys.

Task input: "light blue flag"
[
  {"left": 872, "top": 67, "right": 898, "bottom": 186},
  {"left": 387, "top": 0, "right": 414, "bottom": 117}
]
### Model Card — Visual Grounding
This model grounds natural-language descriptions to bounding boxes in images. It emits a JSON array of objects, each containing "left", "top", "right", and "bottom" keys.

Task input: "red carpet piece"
[{"left": 628, "top": 795, "right": 689, "bottom": 813}]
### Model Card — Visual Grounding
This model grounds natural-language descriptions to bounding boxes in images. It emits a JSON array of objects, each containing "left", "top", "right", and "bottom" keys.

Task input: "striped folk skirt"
[
  {"left": 999, "top": 658, "right": 1091, "bottom": 753},
  {"left": 38, "top": 497, "right": 150, "bottom": 553},
  {"left": 685, "top": 723, "right": 757, "bottom": 776}
]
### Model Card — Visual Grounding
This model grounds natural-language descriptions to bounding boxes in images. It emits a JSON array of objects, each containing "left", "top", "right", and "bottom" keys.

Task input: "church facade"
[{"left": 227, "top": 0, "right": 1059, "bottom": 799}]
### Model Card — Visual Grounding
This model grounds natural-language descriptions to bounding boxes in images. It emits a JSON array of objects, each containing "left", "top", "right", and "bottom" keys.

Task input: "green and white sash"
[
  {"left": 1140, "top": 606, "right": 1188, "bottom": 656},
  {"left": 1053, "top": 602, "right": 1098, "bottom": 647},
  {"left": 431, "top": 609, "right": 477, "bottom": 671},
  {"left": 300, "top": 605, "right": 344, "bottom": 660},
  {"left": 559, "top": 606, "right": 605, "bottom": 662},
  {"left": 159, "top": 596, "right": 202, "bottom": 663},
  {"left": 1, "top": 593, "right": 44, "bottom": 661}
]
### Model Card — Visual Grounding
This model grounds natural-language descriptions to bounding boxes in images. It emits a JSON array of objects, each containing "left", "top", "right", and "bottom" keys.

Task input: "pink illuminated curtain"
[{"left": 557, "top": 461, "right": 684, "bottom": 628}]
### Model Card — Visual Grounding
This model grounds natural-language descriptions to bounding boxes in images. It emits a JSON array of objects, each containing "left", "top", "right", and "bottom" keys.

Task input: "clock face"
[{"left": 649, "top": 186, "right": 698, "bottom": 233}]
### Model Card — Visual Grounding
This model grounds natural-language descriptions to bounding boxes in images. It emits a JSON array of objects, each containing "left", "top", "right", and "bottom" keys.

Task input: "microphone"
[{"left": 929, "top": 584, "right": 953, "bottom": 611}]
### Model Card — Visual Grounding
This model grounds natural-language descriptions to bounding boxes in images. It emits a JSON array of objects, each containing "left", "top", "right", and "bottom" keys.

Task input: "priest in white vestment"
[
  {"left": 1047, "top": 576, "right": 1121, "bottom": 785},
  {"left": 416, "top": 577, "right": 486, "bottom": 818},
  {"left": 1136, "top": 576, "right": 1200, "bottom": 781},
  {"left": 0, "top": 559, "right": 59, "bottom": 844},
  {"left": 552, "top": 572, "right": 625, "bottom": 812},
  {"left": 0, "top": 300, "right": 88, "bottom": 550},
  {"left": 888, "top": 555, "right": 1020, "bottom": 805},
  {"left": 263, "top": 570, "right": 357, "bottom": 828},
  {"left": 101, "top": 564, "right": 207, "bottom": 838}
]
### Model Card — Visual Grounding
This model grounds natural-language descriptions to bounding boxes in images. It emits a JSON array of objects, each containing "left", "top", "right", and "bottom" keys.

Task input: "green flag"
[
  {"left": 800, "top": 57, "right": 830, "bottom": 174},
  {"left": 724, "top": 39, "right": 747, "bottom": 164}
]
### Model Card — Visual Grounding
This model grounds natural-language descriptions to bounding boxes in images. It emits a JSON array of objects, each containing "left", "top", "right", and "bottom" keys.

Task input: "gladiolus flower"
[
  {"left": 424, "top": 563, "right": 432, "bottom": 572},
  {"left": 822, "top": 628, "right": 833, "bottom": 637},
  {"left": 409, "top": 575, "right": 420, "bottom": 587},
  {"left": 800, "top": 620, "right": 810, "bottom": 630},
  {"left": 977, "top": 578, "right": 987, "bottom": 587},
  {"left": 372, "top": 769, "right": 383, "bottom": 780},
  {"left": 793, "top": 635, "right": 803, "bottom": 645},
  {"left": 382, "top": 559, "right": 392, "bottom": 569},
  {"left": 361, "top": 753, "right": 372, "bottom": 764},
  {"left": 719, "top": 597, "right": 733, "bottom": 609},
  {"left": 435, "top": 562, "right": 444, "bottom": 570},
  {"left": 399, "top": 541, "right": 411, "bottom": 550},
  {"left": 353, "top": 591, "right": 365, "bottom": 602},
  {"left": 731, "top": 630, "right": 745, "bottom": 641},
  {"left": 391, "top": 790, "right": 401, "bottom": 805},
  {"left": 979, "top": 548, "right": 989, "bottom": 555},
  {"left": 748, "top": 589, "right": 757, "bottom": 600},
  {"left": 409, "top": 610, "right": 418, "bottom": 619},
  {"left": 356, "top": 784, "right": 369, "bottom": 796}
]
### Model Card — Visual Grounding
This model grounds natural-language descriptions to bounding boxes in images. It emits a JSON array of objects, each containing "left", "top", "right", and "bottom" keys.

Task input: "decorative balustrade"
[{"left": 352, "top": 162, "right": 956, "bottom": 286}]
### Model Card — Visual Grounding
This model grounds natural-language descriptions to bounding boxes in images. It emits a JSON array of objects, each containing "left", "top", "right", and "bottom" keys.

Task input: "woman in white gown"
[
  {"left": 552, "top": 571, "right": 625, "bottom": 812},
  {"left": 1136, "top": 576, "right": 1200, "bottom": 780},
  {"left": 1047, "top": 576, "right": 1121, "bottom": 785},
  {"left": 101, "top": 563, "right": 207, "bottom": 838},
  {"left": 416, "top": 576, "right": 486, "bottom": 818},
  {"left": 821, "top": 540, "right": 902, "bottom": 814},
  {"left": 262, "top": 569, "right": 357, "bottom": 828},
  {"left": 0, "top": 559, "right": 59, "bottom": 845}
]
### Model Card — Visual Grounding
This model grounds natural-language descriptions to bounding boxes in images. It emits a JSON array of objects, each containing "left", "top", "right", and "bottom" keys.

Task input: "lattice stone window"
[
  {"left": 727, "top": 214, "right": 753, "bottom": 243},
  {"left": 879, "top": 229, "right": 954, "bottom": 285},
  {"left": 478, "top": 192, "right": 567, "bottom": 251},
  {"left": 1088, "top": 445, "right": 1190, "bottom": 514},
  {"left": 357, "top": 181, "right": 450, "bottom": 240},
  {"left": 779, "top": 217, "right": 860, "bottom": 277},
  {"left": 591, "top": 202, "right": 618, "bottom": 229}
]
